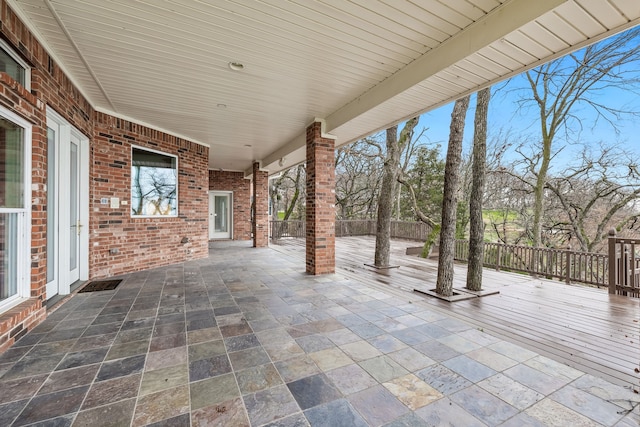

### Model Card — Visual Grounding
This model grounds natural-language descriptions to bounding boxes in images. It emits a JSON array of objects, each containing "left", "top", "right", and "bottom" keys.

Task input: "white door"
[
  {"left": 46, "top": 111, "right": 88, "bottom": 299},
  {"left": 209, "top": 192, "right": 231, "bottom": 239}
]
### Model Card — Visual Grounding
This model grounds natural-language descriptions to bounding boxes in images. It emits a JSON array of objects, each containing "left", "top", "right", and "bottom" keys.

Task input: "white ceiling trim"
[
  {"left": 93, "top": 107, "right": 210, "bottom": 148},
  {"left": 7, "top": 0, "right": 96, "bottom": 105},
  {"left": 8, "top": 0, "right": 640, "bottom": 175},
  {"left": 43, "top": 0, "right": 116, "bottom": 111},
  {"left": 260, "top": 0, "right": 566, "bottom": 172},
  {"left": 323, "top": 0, "right": 567, "bottom": 133}
]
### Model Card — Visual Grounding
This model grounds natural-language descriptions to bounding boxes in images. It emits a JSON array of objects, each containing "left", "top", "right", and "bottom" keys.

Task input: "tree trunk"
[
  {"left": 374, "top": 125, "right": 399, "bottom": 267},
  {"left": 375, "top": 118, "right": 419, "bottom": 267},
  {"left": 282, "top": 165, "right": 303, "bottom": 220},
  {"left": 467, "top": 88, "right": 490, "bottom": 291},
  {"left": 532, "top": 135, "right": 551, "bottom": 248},
  {"left": 436, "top": 95, "right": 471, "bottom": 296}
]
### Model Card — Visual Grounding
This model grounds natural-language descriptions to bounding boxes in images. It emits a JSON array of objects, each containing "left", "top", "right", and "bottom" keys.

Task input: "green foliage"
[
  {"left": 481, "top": 209, "right": 523, "bottom": 243},
  {"left": 399, "top": 145, "right": 445, "bottom": 221},
  {"left": 420, "top": 223, "right": 441, "bottom": 258},
  {"left": 484, "top": 209, "right": 518, "bottom": 222},
  {"left": 455, "top": 201, "right": 468, "bottom": 239}
]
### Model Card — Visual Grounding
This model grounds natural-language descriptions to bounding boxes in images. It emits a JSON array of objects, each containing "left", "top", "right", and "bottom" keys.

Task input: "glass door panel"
[
  {"left": 0, "top": 112, "right": 28, "bottom": 310},
  {"left": 69, "top": 141, "right": 78, "bottom": 272},
  {"left": 0, "top": 213, "right": 18, "bottom": 301},
  {"left": 214, "top": 196, "right": 228, "bottom": 233},
  {"left": 209, "top": 192, "right": 231, "bottom": 239},
  {"left": 46, "top": 111, "right": 86, "bottom": 299}
]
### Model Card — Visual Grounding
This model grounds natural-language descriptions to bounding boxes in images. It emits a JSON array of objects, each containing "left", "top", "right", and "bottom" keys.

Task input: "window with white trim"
[
  {"left": 0, "top": 108, "right": 31, "bottom": 313},
  {"left": 0, "top": 39, "right": 31, "bottom": 90},
  {"left": 131, "top": 147, "right": 178, "bottom": 217}
]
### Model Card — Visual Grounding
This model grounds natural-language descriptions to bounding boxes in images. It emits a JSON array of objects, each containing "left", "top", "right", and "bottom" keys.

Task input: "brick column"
[
  {"left": 253, "top": 162, "right": 269, "bottom": 248},
  {"left": 306, "top": 121, "right": 335, "bottom": 275}
]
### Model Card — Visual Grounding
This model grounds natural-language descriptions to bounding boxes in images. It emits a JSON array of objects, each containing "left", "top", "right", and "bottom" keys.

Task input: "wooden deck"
[{"left": 272, "top": 236, "right": 640, "bottom": 389}]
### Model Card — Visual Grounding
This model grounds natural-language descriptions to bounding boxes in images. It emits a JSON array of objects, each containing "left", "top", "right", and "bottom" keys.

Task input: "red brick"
[
  {"left": 208, "top": 170, "right": 251, "bottom": 240},
  {"left": 305, "top": 122, "right": 335, "bottom": 275},
  {"left": 0, "top": 0, "right": 209, "bottom": 354},
  {"left": 253, "top": 162, "right": 269, "bottom": 248}
]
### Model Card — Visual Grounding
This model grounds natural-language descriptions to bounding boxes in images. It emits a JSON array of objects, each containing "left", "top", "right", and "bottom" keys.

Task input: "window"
[
  {"left": 0, "top": 108, "right": 31, "bottom": 312},
  {"left": 131, "top": 147, "right": 177, "bottom": 216},
  {"left": 0, "top": 39, "right": 30, "bottom": 90}
]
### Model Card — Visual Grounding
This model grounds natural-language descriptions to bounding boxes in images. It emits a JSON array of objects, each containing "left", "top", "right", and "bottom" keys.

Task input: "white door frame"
[
  {"left": 209, "top": 191, "right": 232, "bottom": 239},
  {"left": 46, "top": 109, "right": 89, "bottom": 299}
]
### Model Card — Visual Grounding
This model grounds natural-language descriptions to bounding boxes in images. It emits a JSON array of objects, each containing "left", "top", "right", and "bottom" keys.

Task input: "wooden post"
[
  {"left": 495, "top": 244, "right": 501, "bottom": 272},
  {"left": 630, "top": 242, "right": 636, "bottom": 296},
  {"left": 565, "top": 245, "right": 572, "bottom": 285},
  {"left": 608, "top": 228, "right": 617, "bottom": 295}
]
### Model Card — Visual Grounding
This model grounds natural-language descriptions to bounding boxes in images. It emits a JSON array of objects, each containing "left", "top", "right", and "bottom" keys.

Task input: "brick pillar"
[
  {"left": 253, "top": 162, "right": 269, "bottom": 248},
  {"left": 306, "top": 121, "right": 335, "bottom": 275}
]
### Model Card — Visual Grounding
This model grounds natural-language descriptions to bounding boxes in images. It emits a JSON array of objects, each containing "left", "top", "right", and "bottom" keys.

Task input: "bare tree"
[
  {"left": 335, "top": 139, "right": 383, "bottom": 219},
  {"left": 518, "top": 27, "right": 640, "bottom": 247},
  {"left": 131, "top": 165, "right": 177, "bottom": 216},
  {"left": 270, "top": 164, "right": 306, "bottom": 220},
  {"left": 484, "top": 168, "right": 532, "bottom": 244},
  {"left": 544, "top": 142, "right": 640, "bottom": 252},
  {"left": 466, "top": 87, "right": 491, "bottom": 291},
  {"left": 374, "top": 118, "right": 419, "bottom": 267},
  {"left": 395, "top": 127, "right": 428, "bottom": 220},
  {"left": 436, "top": 95, "right": 471, "bottom": 296}
]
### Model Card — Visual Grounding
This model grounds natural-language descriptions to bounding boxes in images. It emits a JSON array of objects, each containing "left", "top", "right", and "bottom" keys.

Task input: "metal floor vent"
[{"left": 78, "top": 279, "right": 122, "bottom": 293}]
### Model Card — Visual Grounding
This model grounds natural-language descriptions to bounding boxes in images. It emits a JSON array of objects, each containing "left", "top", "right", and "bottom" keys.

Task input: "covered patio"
[
  {"left": 0, "top": 1, "right": 639, "bottom": 426},
  {"left": 0, "top": 242, "right": 637, "bottom": 426},
  {"left": 273, "top": 236, "right": 640, "bottom": 389},
  {"left": 1, "top": 0, "right": 639, "bottom": 351}
]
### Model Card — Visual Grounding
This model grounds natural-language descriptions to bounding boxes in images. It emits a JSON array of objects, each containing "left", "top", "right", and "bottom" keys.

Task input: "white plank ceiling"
[{"left": 9, "top": 0, "right": 640, "bottom": 175}]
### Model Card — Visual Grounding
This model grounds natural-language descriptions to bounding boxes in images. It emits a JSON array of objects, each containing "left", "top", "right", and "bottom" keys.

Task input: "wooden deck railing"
[
  {"left": 607, "top": 229, "right": 640, "bottom": 297},
  {"left": 269, "top": 220, "right": 639, "bottom": 297},
  {"left": 454, "top": 240, "right": 608, "bottom": 287},
  {"left": 270, "top": 220, "right": 306, "bottom": 239},
  {"left": 270, "top": 220, "right": 433, "bottom": 241}
]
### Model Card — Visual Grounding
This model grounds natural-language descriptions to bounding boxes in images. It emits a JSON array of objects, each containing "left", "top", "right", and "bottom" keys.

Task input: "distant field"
[{"left": 482, "top": 209, "right": 523, "bottom": 243}]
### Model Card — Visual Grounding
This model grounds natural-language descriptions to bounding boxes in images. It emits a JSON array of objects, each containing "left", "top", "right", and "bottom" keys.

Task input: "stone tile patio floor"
[{"left": 0, "top": 242, "right": 638, "bottom": 426}]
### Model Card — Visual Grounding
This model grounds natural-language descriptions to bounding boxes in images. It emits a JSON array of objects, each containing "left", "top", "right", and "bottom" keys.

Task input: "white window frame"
[
  {"left": 0, "top": 106, "right": 32, "bottom": 314},
  {"left": 131, "top": 145, "right": 178, "bottom": 218},
  {"left": 0, "top": 39, "right": 31, "bottom": 90}
]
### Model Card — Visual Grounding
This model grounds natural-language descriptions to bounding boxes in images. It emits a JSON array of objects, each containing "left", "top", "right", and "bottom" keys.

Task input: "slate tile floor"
[{"left": 0, "top": 242, "right": 638, "bottom": 426}]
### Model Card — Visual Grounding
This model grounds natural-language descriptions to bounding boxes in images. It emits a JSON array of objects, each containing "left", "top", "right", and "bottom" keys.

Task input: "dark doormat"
[{"left": 78, "top": 279, "right": 122, "bottom": 293}]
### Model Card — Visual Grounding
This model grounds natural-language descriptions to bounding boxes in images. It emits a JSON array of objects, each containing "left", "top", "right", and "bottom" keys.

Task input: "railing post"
[
  {"left": 565, "top": 245, "right": 572, "bottom": 285},
  {"left": 630, "top": 242, "right": 636, "bottom": 296},
  {"left": 495, "top": 244, "right": 501, "bottom": 271},
  {"left": 608, "top": 228, "right": 617, "bottom": 295}
]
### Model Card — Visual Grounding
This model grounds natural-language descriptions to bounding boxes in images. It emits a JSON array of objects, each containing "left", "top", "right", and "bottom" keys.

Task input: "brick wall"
[
  {"left": 0, "top": 0, "right": 88, "bottom": 351},
  {"left": 208, "top": 170, "right": 251, "bottom": 240},
  {"left": 305, "top": 121, "right": 336, "bottom": 275},
  {"left": 0, "top": 0, "right": 210, "bottom": 353},
  {"left": 253, "top": 162, "right": 269, "bottom": 247},
  {"left": 91, "top": 113, "right": 209, "bottom": 278}
]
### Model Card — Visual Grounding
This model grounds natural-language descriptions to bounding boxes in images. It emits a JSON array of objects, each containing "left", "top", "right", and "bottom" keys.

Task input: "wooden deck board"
[{"left": 272, "top": 236, "right": 640, "bottom": 388}]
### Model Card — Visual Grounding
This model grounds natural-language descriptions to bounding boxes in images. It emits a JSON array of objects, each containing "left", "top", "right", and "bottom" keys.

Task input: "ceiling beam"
[
  {"left": 255, "top": 119, "right": 336, "bottom": 176},
  {"left": 324, "top": 0, "right": 567, "bottom": 133}
]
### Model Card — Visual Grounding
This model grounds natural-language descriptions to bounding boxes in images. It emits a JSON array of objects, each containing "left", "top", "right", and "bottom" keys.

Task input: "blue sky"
[{"left": 415, "top": 69, "right": 640, "bottom": 170}]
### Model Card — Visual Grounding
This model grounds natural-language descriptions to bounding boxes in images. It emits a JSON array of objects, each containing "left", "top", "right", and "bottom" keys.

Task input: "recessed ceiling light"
[
  {"left": 217, "top": 103, "right": 227, "bottom": 108},
  {"left": 228, "top": 62, "right": 244, "bottom": 71},
  {"left": 244, "top": 144, "right": 252, "bottom": 148}
]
